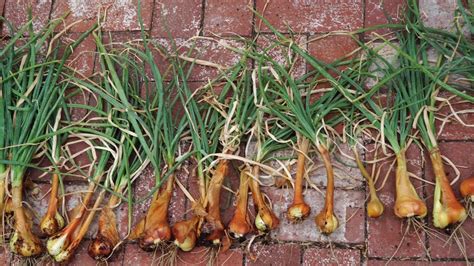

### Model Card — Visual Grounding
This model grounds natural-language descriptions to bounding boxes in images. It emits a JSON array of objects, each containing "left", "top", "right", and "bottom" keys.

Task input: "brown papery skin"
[
  {"left": 249, "top": 165, "right": 280, "bottom": 232},
  {"left": 10, "top": 186, "right": 43, "bottom": 257},
  {"left": 287, "top": 137, "right": 311, "bottom": 222},
  {"left": 131, "top": 173, "right": 175, "bottom": 251},
  {"left": 394, "top": 150, "right": 427, "bottom": 219},
  {"left": 40, "top": 173, "right": 64, "bottom": 236},
  {"left": 314, "top": 144, "right": 338, "bottom": 234},
  {"left": 460, "top": 176, "right": 474, "bottom": 201},
  {"left": 430, "top": 148, "right": 466, "bottom": 228},
  {"left": 172, "top": 216, "right": 201, "bottom": 251},
  {"left": 87, "top": 206, "right": 120, "bottom": 260},
  {"left": 205, "top": 160, "right": 229, "bottom": 244},
  {"left": 228, "top": 168, "right": 252, "bottom": 238}
]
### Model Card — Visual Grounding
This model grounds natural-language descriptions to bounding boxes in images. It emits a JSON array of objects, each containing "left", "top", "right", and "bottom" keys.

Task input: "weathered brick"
[
  {"left": 52, "top": 0, "right": 153, "bottom": 32},
  {"left": 266, "top": 187, "right": 365, "bottom": 243},
  {"left": 61, "top": 138, "right": 98, "bottom": 181},
  {"left": 187, "top": 38, "right": 248, "bottom": 81},
  {"left": 2, "top": 0, "right": 52, "bottom": 35},
  {"left": 246, "top": 243, "right": 301, "bottom": 266},
  {"left": 424, "top": 141, "right": 474, "bottom": 259},
  {"left": 152, "top": 0, "right": 202, "bottom": 38},
  {"left": 365, "top": 0, "right": 407, "bottom": 38},
  {"left": 61, "top": 33, "right": 97, "bottom": 77},
  {"left": 255, "top": 0, "right": 363, "bottom": 34},
  {"left": 123, "top": 243, "right": 159, "bottom": 265},
  {"left": 367, "top": 260, "right": 430, "bottom": 266},
  {"left": 303, "top": 248, "right": 360, "bottom": 266},
  {"left": 0, "top": 0, "right": 5, "bottom": 33},
  {"left": 177, "top": 247, "right": 243, "bottom": 266},
  {"left": 435, "top": 96, "right": 474, "bottom": 141},
  {"left": 145, "top": 38, "right": 187, "bottom": 81},
  {"left": 366, "top": 144, "right": 427, "bottom": 258},
  {"left": 204, "top": 0, "right": 253, "bottom": 37},
  {"left": 0, "top": 248, "right": 10, "bottom": 265},
  {"left": 368, "top": 260, "right": 472, "bottom": 266},
  {"left": 307, "top": 35, "right": 359, "bottom": 69},
  {"left": 256, "top": 33, "right": 307, "bottom": 78}
]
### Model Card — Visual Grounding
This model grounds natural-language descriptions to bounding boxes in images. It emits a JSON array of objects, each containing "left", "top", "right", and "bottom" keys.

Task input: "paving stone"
[
  {"left": 303, "top": 248, "right": 360, "bottom": 266},
  {"left": 152, "top": 0, "right": 202, "bottom": 38},
  {"left": 255, "top": 0, "right": 363, "bottom": 34},
  {"left": 420, "top": 0, "right": 468, "bottom": 33},
  {"left": 266, "top": 187, "right": 365, "bottom": 243},
  {"left": 52, "top": 0, "right": 153, "bottom": 32},
  {"left": 246, "top": 242, "right": 301, "bottom": 266},
  {"left": 308, "top": 143, "right": 365, "bottom": 189},
  {"left": 26, "top": 181, "right": 99, "bottom": 238},
  {"left": 204, "top": 0, "right": 253, "bottom": 37}
]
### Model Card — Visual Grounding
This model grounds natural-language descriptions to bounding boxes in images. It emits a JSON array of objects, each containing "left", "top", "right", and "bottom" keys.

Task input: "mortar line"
[{"left": 199, "top": 0, "right": 206, "bottom": 36}]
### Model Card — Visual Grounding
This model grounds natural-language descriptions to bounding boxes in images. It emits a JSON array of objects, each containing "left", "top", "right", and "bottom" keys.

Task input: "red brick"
[
  {"left": 0, "top": 1, "right": 5, "bottom": 33},
  {"left": 188, "top": 38, "right": 247, "bottom": 81},
  {"left": 204, "top": 0, "right": 253, "bottom": 37},
  {"left": 177, "top": 247, "right": 244, "bottom": 266},
  {"left": 264, "top": 187, "right": 365, "bottom": 243},
  {"left": 255, "top": 0, "right": 363, "bottom": 34},
  {"left": 435, "top": 97, "right": 474, "bottom": 141},
  {"left": 61, "top": 33, "right": 97, "bottom": 77},
  {"left": 67, "top": 88, "right": 93, "bottom": 122},
  {"left": 256, "top": 34, "right": 307, "bottom": 78},
  {"left": 307, "top": 35, "right": 359, "bottom": 67},
  {"left": 51, "top": 0, "right": 153, "bottom": 32},
  {"left": 246, "top": 243, "right": 301, "bottom": 266},
  {"left": 152, "top": 0, "right": 202, "bottom": 38},
  {"left": 145, "top": 38, "right": 187, "bottom": 81},
  {"left": 303, "top": 248, "right": 360, "bottom": 266},
  {"left": 368, "top": 260, "right": 471, "bottom": 266},
  {"left": 0, "top": 248, "right": 11, "bottom": 265},
  {"left": 424, "top": 142, "right": 474, "bottom": 259},
  {"left": 146, "top": 37, "right": 246, "bottom": 82},
  {"left": 61, "top": 138, "right": 97, "bottom": 181},
  {"left": 367, "top": 260, "right": 430, "bottom": 266},
  {"left": 366, "top": 145, "right": 427, "bottom": 258},
  {"left": 123, "top": 243, "right": 159, "bottom": 265},
  {"left": 365, "top": 0, "right": 407, "bottom": 38},
  {"left": 2, "top": 0, "right": 52, "bottom": 35}
]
